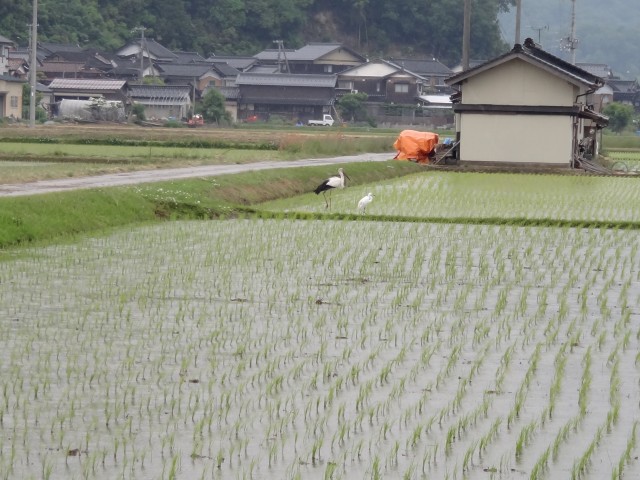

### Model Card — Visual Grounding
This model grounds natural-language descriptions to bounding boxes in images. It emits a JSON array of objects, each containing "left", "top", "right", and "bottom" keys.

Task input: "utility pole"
[
  {"left": 514, "top": 0, "right": 522, "bottom": 45},
  {"left": 29, "top": 0, "right": 38, "bottom": 128},
  {"left": 567, "top": 0, "right": 578, "bottom": 64},
  {"left": 462, "top": 0, "right": 471, "bottom": 71}
]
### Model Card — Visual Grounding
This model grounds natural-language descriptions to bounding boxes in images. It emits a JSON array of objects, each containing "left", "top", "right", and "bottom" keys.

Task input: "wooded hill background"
[
  {"left": 0, "top": 0, "right": 512, "bottom": 66},
  {"left": 2, "top": 0, "right": 637, "bottom": 79}
]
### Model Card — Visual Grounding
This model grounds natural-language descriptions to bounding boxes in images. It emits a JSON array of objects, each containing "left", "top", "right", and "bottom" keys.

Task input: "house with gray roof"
[
  {"left": 337, "top": 59, "right": 426, "bottom": 104},
  {"left": 445, "top": 38, "right": 608, "bottom": 168},
  {"left": 116, "top": 38, "right": 178, "bottom": 63},
  {"left": 254, "top": 43, "right": 366, "bottom": 75},
  {"left": 386, "top": 57, "right": 453, "bottom": 93},
  {"left": 235, "top": 72, "right": 337, "bottom": 122}
]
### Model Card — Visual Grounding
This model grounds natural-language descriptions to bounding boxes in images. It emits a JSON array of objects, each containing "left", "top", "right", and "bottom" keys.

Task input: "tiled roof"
[
  {"left": 236, "top": 73, "right": 337, "bottom": 87},
  {"left": 209, "top": 56, "right": 257, "bottom": 71},
  {"left": 48, "top": 79, "right": 127, "bottom": 90},
  {"left": 172, "top": 51, "right": 206, "bottom": 63},
  {"left": 254, "top": 48, "right": 295, "bottom": 61},
  {"left": 129, "top": 84, "right": 191, "bottom": 101},
  {"left": 0, "top": 35, "right": 15, "bottom": 44},
  {"left": 576, "top": 63, "right": 613, "bottom": 79},
  {"left": 210, "top": 86, "right": 239, "bottom": 100},
  {"left": 387, "top": 58, "right": 452, "bottom": 76},
  {"left": 446, "top": 38, "right": 604, "bottom": 88},
  {"left": 0, "top": 74, "right": 26, "bottom": 83},
  {"left": 212, "top": 63, "right": 240, "bottom": 77},
  {"left": 156, "top": 63, "right": 213, "bottom": 77},
  {"left": 254, "top": 43, "right": 365, "bottom": 62}
]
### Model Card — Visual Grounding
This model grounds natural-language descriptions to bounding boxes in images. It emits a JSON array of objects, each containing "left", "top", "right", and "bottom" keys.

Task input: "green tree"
[
  {"left": 199, "top": 89, "right": 231, "bottom": 125},
  {"left": 603, "top": 102, "right": 635, "bottom": 133},
  {"left": 336, "top": 92, "right": 368, "bottom": 122}
]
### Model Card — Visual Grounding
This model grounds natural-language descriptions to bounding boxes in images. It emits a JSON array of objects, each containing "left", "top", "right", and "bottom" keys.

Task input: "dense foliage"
[
  {"left": 1, "top": 0, "right": 514, "bottom": 66},
  {"left": 603, "top": 102, "right": 635, "bottom": 133}
]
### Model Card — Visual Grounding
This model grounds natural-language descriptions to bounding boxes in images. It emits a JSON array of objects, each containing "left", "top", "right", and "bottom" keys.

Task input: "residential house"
[
  {"left": 157, "top": 62, "right": 239, "bottom": 89},
  {"left": 0, "top": 74, "right": 26, "bottom": 119},
  {"left": 116, "top": 38, "right": 178, "bottom": 64},
  {"left": 337, "top": 59, "right": 426, "bottom": 103},
  {"left": 235, "top": 72, "right": 337, "bottom": 122},
  {"left": 129, "top": 84, "right": 192, "bottom": 120},
  {"left": 445, "top": 38, "right": 608, "bottom": 167},
  {"left": 387, "top": 57, "right": 453, "bottom": 93},
  {"left": 607, "top": 79, "right": 640, "bottom": 111},
  {"left": 577, "top": 62, "right": 639, "bottom": 112},
  {"left": 39, "top": 50, "right": 117, "bottom": 83},
  {"left": 254, "top": 43, "right": 366, "bottom": 75},
  {"left": 107, "top": 57, "right": 158, "bottom": 81}
]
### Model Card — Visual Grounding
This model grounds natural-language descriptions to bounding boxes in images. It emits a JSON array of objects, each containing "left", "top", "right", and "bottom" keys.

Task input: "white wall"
[
  {"left": 462, "top": 59, "right": 578, "bottom": 107},
  {"left": 460, "top": 114, "right": 572, "bottom": 164}
]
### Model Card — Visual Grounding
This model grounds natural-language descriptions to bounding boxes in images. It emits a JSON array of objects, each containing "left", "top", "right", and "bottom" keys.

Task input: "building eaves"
[
  {"left": 236, "top": 73, "right": 337, "bottom": 88},
  {"left": 446, "top": 38, "right": 603, "bottom": 89},
  {"left": 48, "top": 79, "right": 127, "bottom": 90}
]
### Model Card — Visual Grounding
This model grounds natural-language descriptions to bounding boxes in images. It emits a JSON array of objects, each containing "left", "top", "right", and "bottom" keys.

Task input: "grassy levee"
[{"left": 0, "top": 160, "right": 423, "bottom": 252}]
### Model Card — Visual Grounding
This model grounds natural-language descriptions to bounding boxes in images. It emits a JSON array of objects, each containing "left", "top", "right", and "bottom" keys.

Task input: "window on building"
[
  {"left": 394, "top": 83, "right": 409, "bottom": 93},
  {"left": 10, "top": 96, "right": 18, "bottom": 108},
  {"left": 324, "top": 65, "right": 333, "bottom": 73}
]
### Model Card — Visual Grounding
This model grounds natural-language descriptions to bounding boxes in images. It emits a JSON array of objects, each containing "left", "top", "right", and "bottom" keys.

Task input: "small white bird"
[
  {"left": 314, "top": 168, "right": 351, "bottom": 209},
  {"left": 357, "top": 192, "right": 374, "bottom": 214}
]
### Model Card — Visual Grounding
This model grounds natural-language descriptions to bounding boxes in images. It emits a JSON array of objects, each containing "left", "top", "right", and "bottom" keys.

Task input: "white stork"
[
  {"left": 357, "top": 192, "right": 374, "bottom": 214},
  {"left": 314, "top": 168, "right": 350, "bottom": 209}
]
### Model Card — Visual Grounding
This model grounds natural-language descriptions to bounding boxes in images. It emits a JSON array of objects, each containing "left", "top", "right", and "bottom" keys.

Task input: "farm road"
[{"left": 0, "top": 152, "right": 392, "bottom": 197}]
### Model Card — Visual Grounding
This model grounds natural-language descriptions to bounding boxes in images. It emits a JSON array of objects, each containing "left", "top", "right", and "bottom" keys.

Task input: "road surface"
[{"left": 0, "top": 153, "right": 393, "bottom": 197}]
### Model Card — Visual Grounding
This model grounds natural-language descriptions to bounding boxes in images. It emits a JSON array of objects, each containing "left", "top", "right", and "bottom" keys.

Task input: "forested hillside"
[
  {"left": 499, "top": 0, "right": 640, "bottom": 80},
  {"left": 1, "top": 0, "right": 514, "bottom": 67}
]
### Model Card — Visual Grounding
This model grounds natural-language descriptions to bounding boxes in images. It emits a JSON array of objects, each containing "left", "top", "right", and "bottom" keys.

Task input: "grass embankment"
[
  {"left": 0, "top": 128, "right": 397, "bottom": 183},
  {"left": 0, "top": 161, "right": 423, "bottom": 251}
]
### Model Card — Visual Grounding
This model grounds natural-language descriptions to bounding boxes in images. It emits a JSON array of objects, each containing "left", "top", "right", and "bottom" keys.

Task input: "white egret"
[{"left": 357, "top": 192, "right": 374, "bottom": 214}]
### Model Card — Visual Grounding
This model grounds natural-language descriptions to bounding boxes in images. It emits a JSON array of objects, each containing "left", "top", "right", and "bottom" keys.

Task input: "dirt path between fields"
[{"left": 0, "top": 153, "right": 393, "bottom": 197}]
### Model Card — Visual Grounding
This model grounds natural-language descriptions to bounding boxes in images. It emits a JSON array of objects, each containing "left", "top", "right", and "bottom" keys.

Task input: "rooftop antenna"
[
  {"left": 530, "top": 25, "right": 548, "bottom": 45},
  {"left": 273, "top": 40, "right": 290, "bottom": 73}
]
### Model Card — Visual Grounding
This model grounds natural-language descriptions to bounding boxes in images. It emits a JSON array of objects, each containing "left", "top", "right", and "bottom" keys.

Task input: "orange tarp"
[{"left": 393, "top": 130, "right": 439, "bottom": 164}]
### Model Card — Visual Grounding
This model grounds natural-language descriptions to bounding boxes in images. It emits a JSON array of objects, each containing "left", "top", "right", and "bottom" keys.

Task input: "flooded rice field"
[{"left": 1, "top": 219, "right": 639, "bottom": 479}]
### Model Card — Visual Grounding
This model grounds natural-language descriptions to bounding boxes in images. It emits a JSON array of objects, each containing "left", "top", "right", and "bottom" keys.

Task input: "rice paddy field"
[{"left": 1, "top": 170, "right": 640, "bottom": 480}]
